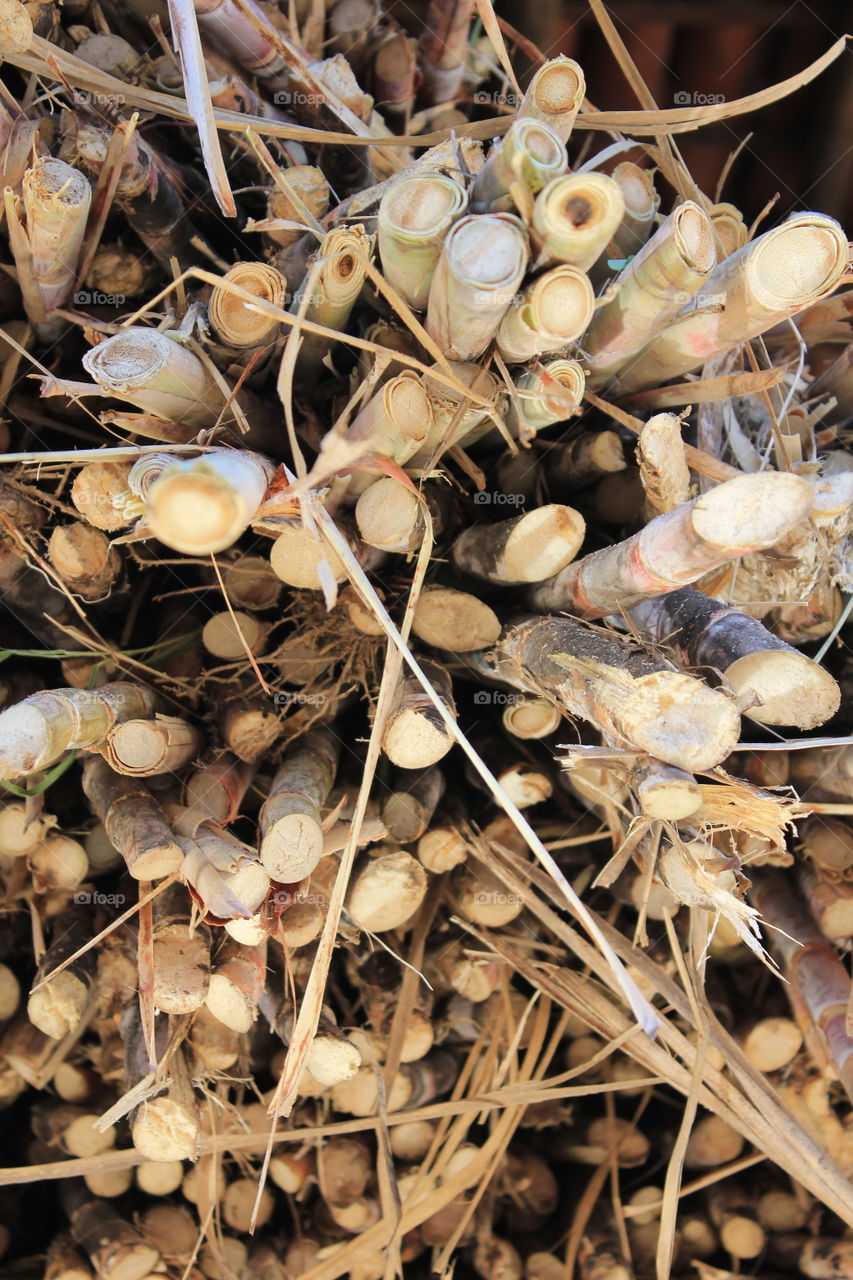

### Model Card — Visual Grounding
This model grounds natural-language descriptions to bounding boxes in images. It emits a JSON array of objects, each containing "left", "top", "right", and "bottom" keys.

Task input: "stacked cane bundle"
[{"left": 0, "top": 0, "right": 850, "bottom": 1277}]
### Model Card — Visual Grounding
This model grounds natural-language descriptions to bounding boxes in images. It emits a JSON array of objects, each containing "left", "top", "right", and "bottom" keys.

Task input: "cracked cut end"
[
  {"left": 260, "top": 813, "right": 324, "bottom": 883},
  {"left": 726, "top": 649, "right": 840, "bottom": 729}
]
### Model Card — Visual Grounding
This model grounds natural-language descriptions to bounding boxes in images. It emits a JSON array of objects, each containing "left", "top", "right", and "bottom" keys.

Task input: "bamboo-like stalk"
[
  {"left": 104, "top": 714, "right": 203, "bottom": 777},
  {"left": 124, "top": 1017, "right": 200, "bottom": 1163},
  {"left": 370, "top": 29, "right": 417, "bottom": 114},
  {"left": 532, "top": 173, "right": 625, "bottom": 272},
  {"left": 21, "top": 157, "right": 91, "bottom": 318},
  {"left": 411, "top": 361, "right": 504, "bottom": 465},
  {"left": 637, "top": 412, "right": 690, "bottom": 518},
  {"left": 633, "top": 760, "right": 701, "bottom": 820},
  {"left": 628, "top": 585, "right": 840, "bottom": 729},
  {"left": 82, "top": 329, "right": 229, "bottom": 430},
  {"left": 547, "top": 429, "right": 626, "bottom": 490},
  {"left": 71, "top": 463, "right": 132, "bottom": 533},
  {"left": 207, "top": 262, "right": 287, "bottom": 356},
  {"left": 132, "top": 449, "right": 274, "bottom": 555},
  {"left": 68, "top": 125, "right": 195, "bottom": 266},
  {"left": 261, "top": 166, "right": 329, "bottom": 247},
  {"left": 340, "top": 369, "right": 434, "bottom": 471},
  {"left": 508, "top": 360, "right": 585, "bottom": 438},
  {"left": 616, "top": 213, "right": 849, "bottom": 392},
  {"left": 584, "top": 202, "right": 717, "bottom": 387},
  {"left": 184, "top": 752, "right": 254, "bottom": 825},
  {"left": 608, "top": 162, "right": 660, "bottom": 260},
  {"left": 30, "top": 832, "right": 89, "bottom": 893},
  {"left": 269, "top": 520, "right": 349, "bottom": 589},
  {"left": 495, "top": 264, "right": 594, "bottom": 362},
  {"left": 202, "top": 610, "right": 268, "bottom": 659},
  {"left": 801, "top": 816, "right": 853, "bottom": 876},
  {"left": 81, "top": 755, "right": 183, "bottom": 880},
  {"left": 798, "top": 862, "right": 853, "bottom": 940},
  {"left": 377, "top": 172, "right": 467, "bottom": 309},
  {"left": 259, "top": 728, "right": 340, "bottom": 882},
  {"left": 470, "top": 120, "right": 566, "bottom": 215},
  {"left": 151, "top": 883, "right": 210, "bottom": 1015},
  {"left": 291, "top": 225, "right": 370, "bottom": 374},
  {"left": 27, "top": 911, "right": 95, "bottom": 1041},
  {"left": 502, "top": 695, "right": 562, "bottom": 740},
  {"left": 529, "top": 471, "right": 812, "bottom": 618},
  {"left": 419, "top": 0, "right": 474, "bottom": 105},
  {"left": 176, "top": 815, "right": 270, "bottom": 923},
  {"left": 451, "top": 505, "right": 585, "bottom": 585},
  {"left": 68, "top": 1197, "right": 160, "bottom": 1280},
  {"left": 518, "top": 57, "right": 586, "bottom": 142},
  {"left": 329, "top": 0, "right": 380, "bottom": 63},
  {"left": 48, "top": 522, "right": 123, "bottom": 602},
  {"left": 412, "top": 586, "right": 501, "bottom": 651},
  {"left": 221, "top": 698, "right": 283, "bottom": 763},
  {"left": 383, "top": 659, "right": 457, "bottom": 768},
  {"left": 707, "top": 1187, "right": 766, "bottom": 1261},
  {"left": 205, "top": 937, "right": 266, "bottom": 1033},
  {"left": 750, "top": 869, "right": 853, "bottom": 1102},
  {"left": 382, "top": 766, "right": 444, "bottom": 843},
  {"left": 425, "top": 213, "right": 529, "bottom": 360},
  {"left": 710, "top": 202, "right": 748, "bottom": 257},
  {"left": 738, "top": 1016, "right": 803, "bottom": 1073},
  {"left": 0, "top": 682, "right": 157, "bottom": 780},
  {"left": 345, "top": 850, "right": 428, "bottom": 932},
  {"left": 417, "top": 824, "right": 468, "bottom": 873},
  {"left": 193, "top": 0, "right": 290, "bottom": 85},
  {"left": 86, "top": 244, "right": 147, "bottom": 299},
  {"left": 355, "top": 477, "right": 423, "bottom": 552},
  {"left": 218, "top": 551, "right": 283, "bottom": 611},
  {"left": 491, "top": 615, "right": 740, "bottom": 770}
]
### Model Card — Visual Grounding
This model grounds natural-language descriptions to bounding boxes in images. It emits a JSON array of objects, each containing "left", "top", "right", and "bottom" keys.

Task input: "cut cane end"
[
  {"left": 148, "top": 473, "right": 245, "bottom": 556},
  {"left": 502, "top": 505, "right": 585, "bottom": 582},
  {"left": 726, "top": 649, "right": 840, "bottom": 728},
  {"left": 627, "top": 672, "right": 740, "bottom": 772},
  {"left": 131, "top": 1098, "right": 199, "bottom": 1162},
  {"left": 691, "top": 472, "right": 812, "bottom": 553},
  {"left": 260, "top": 815, "right": 324, "bottom": 882},
  {"left": 383, "top": 709, "right": 453, "bottom": 769}
]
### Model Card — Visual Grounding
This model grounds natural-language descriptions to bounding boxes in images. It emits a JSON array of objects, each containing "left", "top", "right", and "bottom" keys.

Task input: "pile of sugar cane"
[{"left": 1, "top": 0, "right": 853, "bottom": 1276}]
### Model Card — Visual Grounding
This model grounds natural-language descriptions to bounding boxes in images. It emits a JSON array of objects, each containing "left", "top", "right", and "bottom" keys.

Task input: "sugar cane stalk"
[{"left": 529, "top": 471, "right": 812, "bottom": 618}]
